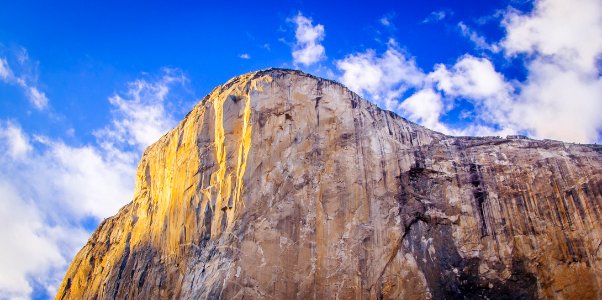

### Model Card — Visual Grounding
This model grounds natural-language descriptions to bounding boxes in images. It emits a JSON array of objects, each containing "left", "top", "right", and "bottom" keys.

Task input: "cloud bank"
[
  {"left": 0, "top": 69, "right": 188, "bottom": 299},
  {"left": 335, "top": 0, "right": 602, "bottom": 143}
]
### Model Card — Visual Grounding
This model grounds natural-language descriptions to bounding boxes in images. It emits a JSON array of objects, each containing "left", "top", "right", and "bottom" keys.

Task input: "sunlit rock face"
[{"left": 57, "top": 69, "right": 602, "bottom": 299}]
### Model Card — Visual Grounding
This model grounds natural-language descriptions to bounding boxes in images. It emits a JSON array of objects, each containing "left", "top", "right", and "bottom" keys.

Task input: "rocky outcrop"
[{"left": 57, "top": 69, "right": 602, "bottom": 299}]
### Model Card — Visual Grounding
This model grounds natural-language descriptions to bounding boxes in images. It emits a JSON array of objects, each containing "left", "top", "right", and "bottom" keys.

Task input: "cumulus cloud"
[
  {"left": 429, "top": 55, "right": 514, "bottom": 126},
  {"left": 398, "top": 89, "right": 448, "bottom": 132},
  {"left": 511, "top": 60, "right": 602, "bottom": 142},
  {"left": 395, "top": 55, "right": 515, "bottom": 136},
  {"left": 0, "top": 68, "right": 188, "bottom": 298},
  {"left": 502, "top": 0, "right": 602, "bottom": 73},
  {"left": 0, "top": 52, "right": 49, "bottom": 110},
  {"left": 397, "top": 51, "right": 599, "bottom": 141},
  {"left": 431, "top": 56, "right": 509, "bottom": 99},
  {"left": 336, "top": 40, "right": 424, "bottom": 110},
  {"left": 500, "top": 0, "right": 602, "bottom": 142},
  {"left": 239, "top": 53, "right": 251, "bottom": 59},
  {"left": 290, "top": 13, "right": 326, "bottom": 66}
]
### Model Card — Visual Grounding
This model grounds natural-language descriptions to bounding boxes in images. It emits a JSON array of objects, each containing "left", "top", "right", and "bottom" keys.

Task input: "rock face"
[{"left": 57, "top": 69, "right": 602, "bottom": 299}]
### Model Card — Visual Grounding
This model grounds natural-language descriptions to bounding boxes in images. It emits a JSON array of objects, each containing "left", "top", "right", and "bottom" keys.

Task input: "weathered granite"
[{"left": 57, "top": 69, "right": 602, "bottom": 299}]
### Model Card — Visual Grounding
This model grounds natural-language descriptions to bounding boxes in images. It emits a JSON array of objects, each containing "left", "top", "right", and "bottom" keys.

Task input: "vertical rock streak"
[
  {"left": 208, "top": 74, "right": 268, "bottom": 237},
  {"left": 210, "top": 87, "right": 230, "bottom": 237}
]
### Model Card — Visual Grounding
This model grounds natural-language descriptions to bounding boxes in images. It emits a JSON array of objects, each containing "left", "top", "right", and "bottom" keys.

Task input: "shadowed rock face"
[{"left": 57, "top": 69, "right": 602, "bottom": 299}]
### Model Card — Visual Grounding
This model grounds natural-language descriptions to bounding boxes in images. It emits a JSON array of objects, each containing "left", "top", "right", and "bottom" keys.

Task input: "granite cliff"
[{"left": 57, "top": 69, "right": 602, "bottom": 299}]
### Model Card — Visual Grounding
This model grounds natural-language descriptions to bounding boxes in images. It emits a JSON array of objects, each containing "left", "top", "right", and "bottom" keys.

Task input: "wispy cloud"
[
  {"left": 95, "top": 68, "right": 187, "bottom": 152},
  {"left": 0, "top": 58, "right": 11, "bottom": 80},
  {"left": 0, "top": 49, "right": 49, "bottom": 110},
  {"left": 379, "top": 12, "right": 396, "bottom": 28},
  {"left": 422, "top": 9, "right": 453, "bottom": 24},
  {"left": 290, "top": 13, "right": 326, "bottom": 66},
  {"left": 457, "top": 22, "right": 500, "bottom": 52},
  {"left": 239, "top": 53, "right": 251, "bottom": 59},
  {"left": 26, "top": 86, "right": 49, "bottom": 110},
  {"left": 380, "top": 16, "right": 392, "bottom": 26}
]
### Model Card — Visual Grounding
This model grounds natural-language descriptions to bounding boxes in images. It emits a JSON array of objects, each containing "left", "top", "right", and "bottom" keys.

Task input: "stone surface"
[{"left": 57, "top": 69, "right": 602, "bottom": 299}]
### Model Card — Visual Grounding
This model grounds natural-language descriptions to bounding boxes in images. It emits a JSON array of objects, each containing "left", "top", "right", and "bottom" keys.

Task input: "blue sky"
[{"left": 0, "top": 0, "right": 601, "bottom": 298}]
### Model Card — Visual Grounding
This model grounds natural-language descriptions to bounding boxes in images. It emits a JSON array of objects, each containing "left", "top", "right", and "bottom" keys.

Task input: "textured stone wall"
[{"left": 57, "top": 69, "right": 602, "bottom": 299}]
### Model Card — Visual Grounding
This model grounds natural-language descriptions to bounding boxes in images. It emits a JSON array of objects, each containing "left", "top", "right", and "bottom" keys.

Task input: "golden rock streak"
[
  {"left": 210, "top": 89, "right": 229, "bottom": 238},
  {"left": 208, "top": 73, "right": 271, "bottom": 238},
  {"left": 229, "top": 93, "right": 252, "bottom": 224}
]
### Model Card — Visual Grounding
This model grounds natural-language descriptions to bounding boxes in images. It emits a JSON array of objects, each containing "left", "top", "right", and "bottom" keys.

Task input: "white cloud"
[
  {"left": 40, "top": 140, "right": 137, "bottom": 219},
  {"left": 95, "top": 68, "right": 186, "bottom": 151},
  {"left": 336, "top": 40, "right": 424, "bottom": 110},
  {"left": 511, "top": 59, "right": 602, "bottom": 142},
  {"left": 395, "top": 55, "right": 515, "bottom": 136},
  {"left": 0, "top": 54, "right": 49, "bottom": 110},
  {"left": 337, "top": 0, "right": 602, "bottom": 143},
  {"left": 27, "top": 86, "right": 49, "bottom": 110},
  {"left": 0, "top": 180, "right": 65, "bottom": 299},
  {"left": 0, "top": 124, "right": 91, "bottom": 299},
  {"left": 239, "top": 53, "right": 251, "bottom": 59},
  {"left": 398, "top": 89, "right": 449, "bottom": 132},
  {"left": 500, "top": 0, "right": 602, "bottom": 142},
  {"left": 335, "top": 44, "right": 515, "bottom": 136},
  {"left": 0, "top": 68, "right": 188, "bottom": 298},
  {"left": 398, "top": 89, "right": 510, "bottom": 137},
  {"left": 290, "top": 13, "right": 326, "bottom": 66},
  {"left": 502, "top": 0, "right": 602, "bottom": 73},
  {"left": 0, "top": 122, "right": 32, "bottom": 159},
  {"left": 393, "top": 48, "right": 600, "bottom": 142},
  {"left": 429, "top": 55, "right": 514, "bottom": 124},
  {"left": 430, "top": 56, "right": 509, "bottom": 99}
]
